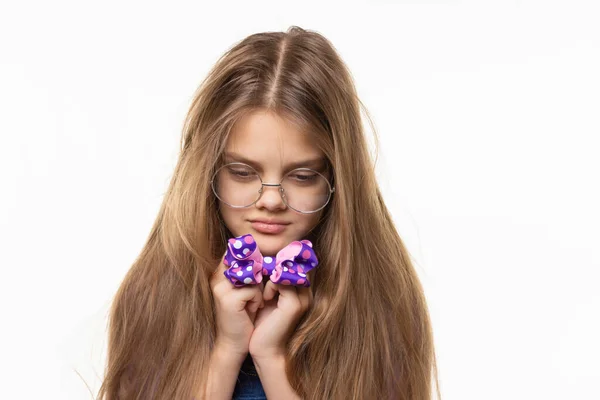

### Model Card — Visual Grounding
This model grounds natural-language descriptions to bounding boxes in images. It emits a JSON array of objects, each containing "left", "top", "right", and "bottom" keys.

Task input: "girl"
[{"left": 97, "top": 26, "right": 440, "bottom": 400}]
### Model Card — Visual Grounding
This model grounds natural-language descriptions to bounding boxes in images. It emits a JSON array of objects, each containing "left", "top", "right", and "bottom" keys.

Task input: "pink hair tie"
[{"left": 222, "top": 233, "right": 318, "bottom": 287}]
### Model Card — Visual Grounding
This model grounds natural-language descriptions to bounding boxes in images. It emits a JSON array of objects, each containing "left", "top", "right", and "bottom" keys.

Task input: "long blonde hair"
[{"left": 96, "top": 26, "right": 440, "bottom": 400}]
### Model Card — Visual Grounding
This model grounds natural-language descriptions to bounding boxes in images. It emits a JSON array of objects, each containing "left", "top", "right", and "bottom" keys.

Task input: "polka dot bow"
[{"left": 222, "top": 233, "right": 319, "bottom": 287}]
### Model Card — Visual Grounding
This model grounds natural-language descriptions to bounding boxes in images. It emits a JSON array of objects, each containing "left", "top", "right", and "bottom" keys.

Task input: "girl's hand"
[
  {"left": 248, "top": 281, "right": 313, "bottom": 360},
  {"left": 209, "top": 260, "right": 264, "bottom": 358}
]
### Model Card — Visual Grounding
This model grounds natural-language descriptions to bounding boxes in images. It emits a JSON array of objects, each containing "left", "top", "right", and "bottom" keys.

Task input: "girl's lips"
[{"left": 250, "top": 221, "right": 288, "bottom": 234}]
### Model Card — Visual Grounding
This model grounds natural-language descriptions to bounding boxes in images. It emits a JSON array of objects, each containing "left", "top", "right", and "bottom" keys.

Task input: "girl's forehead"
[{"left": 225, "top": 110, "right": 324, "bottom": 166}]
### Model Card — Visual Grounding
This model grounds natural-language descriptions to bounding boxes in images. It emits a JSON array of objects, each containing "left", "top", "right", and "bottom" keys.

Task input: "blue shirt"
[{"left": 232, "top": 354, "right": 267, "bottom": 400}]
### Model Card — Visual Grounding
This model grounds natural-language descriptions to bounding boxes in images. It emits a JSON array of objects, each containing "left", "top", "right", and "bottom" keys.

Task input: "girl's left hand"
[{"left": 248, "top": 281, "right": 313, "bottom": 359}]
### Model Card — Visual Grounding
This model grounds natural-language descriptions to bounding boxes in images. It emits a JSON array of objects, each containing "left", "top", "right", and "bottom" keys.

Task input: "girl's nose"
[{"left": 254, "top": 184, "right": 287, "bottom": 211}]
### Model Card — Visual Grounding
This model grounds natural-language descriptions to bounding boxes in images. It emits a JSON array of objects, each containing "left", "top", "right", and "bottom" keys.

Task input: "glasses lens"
[
  {"left": 212, "top": 163, "right": 262, "bottom": 207},
  {"left": 281, "top": 169, "right": 331, "bottom": 213}
]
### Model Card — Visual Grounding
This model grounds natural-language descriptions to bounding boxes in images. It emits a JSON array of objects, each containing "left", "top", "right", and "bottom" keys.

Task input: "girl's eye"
[
  {"left": 228, "top": 168, "right": 257, "bottom": 178},
  {"left": 290, "top": 173, "right": 317, "bottom": 182}
]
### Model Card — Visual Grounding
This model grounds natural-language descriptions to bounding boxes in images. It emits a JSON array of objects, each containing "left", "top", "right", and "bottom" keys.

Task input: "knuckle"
[
  {"left": 290, "top": 297, "right": 303, "bottom": 313},
  {"left": 211, "top": 280, "right": 229, "bottom": 300},
  {"left": 219, "top": 298, "right": 237, "bottom": 312}
]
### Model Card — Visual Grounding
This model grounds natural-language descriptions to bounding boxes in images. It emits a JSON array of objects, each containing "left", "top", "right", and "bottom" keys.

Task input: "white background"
[{"left": 1, "top": 0, "right": 598, "bottom": 399}]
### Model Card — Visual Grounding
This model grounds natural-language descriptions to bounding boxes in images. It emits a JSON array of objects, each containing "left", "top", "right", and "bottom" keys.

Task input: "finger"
[
  {"left": 277, "top": 284, "right": 298, "bottom": 300},
  {"left": 263, "top": 280, "right": 280, "bottom": 302},
  {"left": 296, "top": 286, "right": 313, "bottom": 312},
  {"left": 211, "top": 258, "right": 252, "bottom": 292},
  {"left": 277, "top": 284, "right": 304, "bottom": 313},
  {"left": 213, "top": 272, "right": 263, "bottom": 312},
  {"left": 246, "top": 284, "right": 261, "bottom": 323},
  {"left": 248, "top": 309, "right": 257, "bottom": 324},
  {"left": 209, "top": 259, "right": 230, "bottom": 288},
  {"left": 245, "top": 286, "right": 263, "bottom": 314}
]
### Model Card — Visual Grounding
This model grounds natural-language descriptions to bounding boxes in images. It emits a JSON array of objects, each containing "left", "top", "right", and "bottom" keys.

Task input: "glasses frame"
[{"left": 210, "top": 162, "right": 335, "bottom": 214}]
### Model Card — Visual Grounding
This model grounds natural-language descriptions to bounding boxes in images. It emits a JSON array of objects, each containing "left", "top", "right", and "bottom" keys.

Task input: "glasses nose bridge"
[
  {"left": 261, "top": 182, "right": 282, "bottom": 188},
  {"left": 258, "top": 181, "right": 285, "bottom": 196},
  {"left": 256, "top": 180, "right": 287, "bottom": 210}
]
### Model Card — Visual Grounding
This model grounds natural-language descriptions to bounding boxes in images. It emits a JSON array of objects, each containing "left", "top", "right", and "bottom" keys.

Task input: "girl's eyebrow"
[{"left": 223, "top": 151, "right": 326, "bottom": 171}]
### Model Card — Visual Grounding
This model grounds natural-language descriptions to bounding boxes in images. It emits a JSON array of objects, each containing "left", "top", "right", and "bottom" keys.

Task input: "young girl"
[{"left": 96, "top": 26, "right": 440, "bottom": 400}]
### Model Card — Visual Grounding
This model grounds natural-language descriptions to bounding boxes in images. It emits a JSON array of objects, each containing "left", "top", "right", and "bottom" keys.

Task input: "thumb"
[
  {"left": 244, "top": 285, "right": 263, "bottom": 314},
  {"left": 262, "top": 281, "right": 280, "bottom": 302}
]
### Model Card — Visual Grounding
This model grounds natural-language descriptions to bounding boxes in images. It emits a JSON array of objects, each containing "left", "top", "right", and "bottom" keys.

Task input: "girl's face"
[{"left": 217, "top": 109, "right": 327, "bottom": 257}]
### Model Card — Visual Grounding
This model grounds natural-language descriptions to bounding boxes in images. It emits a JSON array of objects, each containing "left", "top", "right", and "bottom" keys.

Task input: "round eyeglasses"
[{"left": 210, "top": 162, "right": 335, "bottom": 214}]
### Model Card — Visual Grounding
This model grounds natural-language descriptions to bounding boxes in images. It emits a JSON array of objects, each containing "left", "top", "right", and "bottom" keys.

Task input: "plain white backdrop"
[{"left": 1, "top": 0, "right": 598, "bottom": 399}]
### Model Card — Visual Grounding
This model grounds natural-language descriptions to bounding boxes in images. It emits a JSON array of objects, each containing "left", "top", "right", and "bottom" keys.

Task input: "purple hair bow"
[{"left": 222, "top": 233, "right": 319, "bottom": 287}]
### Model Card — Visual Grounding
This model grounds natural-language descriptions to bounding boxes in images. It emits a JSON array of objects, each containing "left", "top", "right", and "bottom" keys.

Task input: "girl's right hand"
[{"left": 209, "top": 260, "right": 264, "bottom": 358}]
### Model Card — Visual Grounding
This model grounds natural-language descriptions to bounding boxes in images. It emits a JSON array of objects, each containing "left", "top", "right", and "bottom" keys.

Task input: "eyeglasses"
[{"left": 210, "top": 162, "right": 335, "bottom": 214}]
